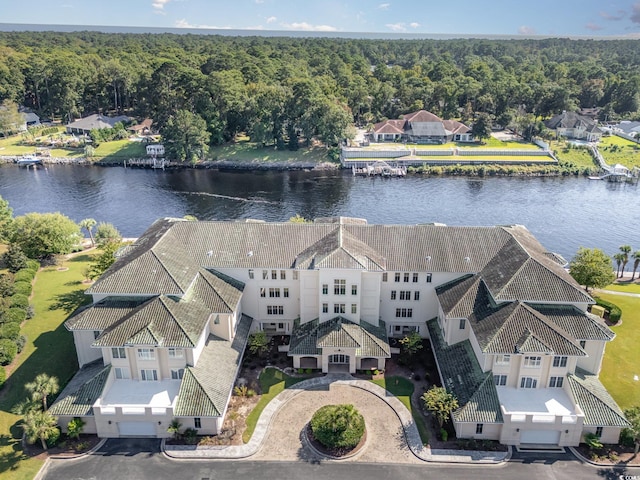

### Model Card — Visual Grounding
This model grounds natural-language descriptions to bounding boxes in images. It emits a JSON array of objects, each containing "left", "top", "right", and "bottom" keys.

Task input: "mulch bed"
[
  {"left": 306, "top": 423, "right": 367, "bottom": 458},
  {"left": 24, "top": 434, "right": 102, "bottom": 459},
  {"left": 575, "top": 444, "right": 640, "bottom": 465}
]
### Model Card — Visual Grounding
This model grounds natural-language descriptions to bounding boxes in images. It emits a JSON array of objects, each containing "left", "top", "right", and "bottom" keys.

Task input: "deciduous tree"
[
  {"left": 569, "top": 247, "right": 615, "bottom": 292},
  {"left": 11, "top": 212, "right": 80, "bottom": 259},
  {"left": 421, "top": 386, "right": 459, "bottom": 428},
  {"left": 161, "top": 109, "right": 210, "bottom": 163}
]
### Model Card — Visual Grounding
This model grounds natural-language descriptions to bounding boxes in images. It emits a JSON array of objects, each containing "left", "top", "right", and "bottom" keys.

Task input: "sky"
[{"left": 1, "top": 0, "right": 640, "bottom": 37}]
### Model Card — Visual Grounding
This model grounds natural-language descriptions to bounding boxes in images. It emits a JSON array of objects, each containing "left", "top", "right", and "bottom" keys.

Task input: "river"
[{"left": 0, "top": 164, "right": 639, "bottom": 260}]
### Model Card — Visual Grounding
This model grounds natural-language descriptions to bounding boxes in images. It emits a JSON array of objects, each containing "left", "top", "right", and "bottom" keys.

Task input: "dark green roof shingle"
[
  {"left": 567, "top": 368, "right": 629, "bottom": 427},
  {"left": 50, "top": 362, "right": 110, "bottom": 417}
]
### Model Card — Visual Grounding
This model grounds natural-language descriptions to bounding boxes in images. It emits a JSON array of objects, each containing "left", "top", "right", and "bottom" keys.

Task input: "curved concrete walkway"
[
  {"left": 164, "top": 374, "right": 510, "bottom": 464},
  {"left": 595, "top": 288, "right": 640, "bottom": 298}
]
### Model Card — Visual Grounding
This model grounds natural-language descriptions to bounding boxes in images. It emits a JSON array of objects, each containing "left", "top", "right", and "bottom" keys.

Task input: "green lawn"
[
  {"left": 599, "top": 136, "right": 640, "bottom": 170},
  {"left": 242, "top": 367, "right": 303, "bottom": 443},
  {"left": 0, "top": 252, "right": 93, "bottom": 480},
  {"left": 550, "top": 140, "right": 599, "bottom": 169},
  {"left": 371, "top": 376, "right": 429, "bottom": 445},
  {"left": 209, "top": 141, "right": 330, "bottom": 164},
  {"left": 597, "top": 292, "right": 640, "bottom": 410},
  {"left": 93, "top": 140, "right": 146, "bottom": 161},
  {"left": 602, "top": 282, "right": 640, "bottom": 294}
]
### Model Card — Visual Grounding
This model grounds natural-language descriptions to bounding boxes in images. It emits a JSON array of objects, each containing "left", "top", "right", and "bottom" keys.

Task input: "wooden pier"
[{"left": 352, "top": 161, "right": 407, "bottom": 177}]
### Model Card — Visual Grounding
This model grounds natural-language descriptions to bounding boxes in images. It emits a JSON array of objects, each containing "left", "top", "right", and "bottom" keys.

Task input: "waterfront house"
[
  {"left": 51, "top": 217, "right": 627, "bottom": 445},
  {"left": 545, "top": 111, "right": 603, "bottom": 142},
  {"left": 369, "top": 110, "right": 473, "bottom": 144},
  {"left": 66, "top": 114, "right": 131, "bottom": 136}
]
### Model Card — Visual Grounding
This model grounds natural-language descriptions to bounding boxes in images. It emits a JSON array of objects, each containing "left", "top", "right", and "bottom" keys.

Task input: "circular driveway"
[{"left": 251, "top": 384, "right": 422, "bottom": 464}]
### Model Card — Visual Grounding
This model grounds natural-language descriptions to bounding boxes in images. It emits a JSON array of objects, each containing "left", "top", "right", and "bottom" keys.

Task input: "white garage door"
[
  {"left": 520, "top": 430, "right": 561, "bottom": 445},
  {"left": 118, "top": 422, "right": 156, "bottom": 437}
]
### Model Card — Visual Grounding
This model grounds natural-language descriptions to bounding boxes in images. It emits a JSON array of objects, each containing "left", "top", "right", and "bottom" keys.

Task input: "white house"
[
  {"left": 146, "top": 144, "right": 164, "bottom": 156},
  {"left": 51, "top": 217, "right": 627, "bottom": 445},
  {"left": 369, "top": 110, "right": 473, "bottom": 144},
  {"left": 545, "top": 111, "right": 603, "bottom": 142}
]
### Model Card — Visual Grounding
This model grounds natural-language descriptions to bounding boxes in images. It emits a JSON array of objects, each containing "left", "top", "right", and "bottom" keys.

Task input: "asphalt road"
[{"left": 41, "top": 439, "right": 637, "bottom": 480}]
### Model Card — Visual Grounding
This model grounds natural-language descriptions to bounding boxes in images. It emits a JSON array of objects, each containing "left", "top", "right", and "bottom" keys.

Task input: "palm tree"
[
  {"left": 79, "top": 218, "right": 97, "bottom": 247},
  {"left": 620, "top": 245, "right": 632, "bottom": 278},
  {"left": 613, "top": 253, "right": 625, "bottom": 278},
  {"left": 167, "top": 419, "right": 182, "bottom": 440},
  {"left": 22, "top": 410, "right": 59, "bottom": 450},
  {"left": 25, "top": 373, "right": 59, "bottom": 410},
  {"left": 632, "top": 251, "right": 640, "bottom": 281}
]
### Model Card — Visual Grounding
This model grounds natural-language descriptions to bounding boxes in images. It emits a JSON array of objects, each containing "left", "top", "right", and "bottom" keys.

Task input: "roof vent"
[
  {"left": 425, "top": 255, "right": 432, "bottom": 262},
  {"left": 207, "top": 250, "right": 213, "bottom": 257},
  {"left": 247, "top": 251, "right": 253, "bottom": 257},
  {"left": 464, "top": 256, "right": 471, "bottom": 263}
]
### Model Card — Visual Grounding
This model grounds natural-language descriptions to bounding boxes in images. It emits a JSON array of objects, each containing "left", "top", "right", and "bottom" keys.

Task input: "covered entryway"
[
  {"left": 328, "top": 354, "right": 350, "bottom": 373},
  {"left": 118, "top": 422, "right": 156, "bottom": 437},
  {"left": 520, "top": 430, "right": 561, "bottom": 445}
]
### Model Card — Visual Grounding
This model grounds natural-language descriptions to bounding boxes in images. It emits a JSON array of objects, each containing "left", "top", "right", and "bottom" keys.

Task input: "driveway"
[{"left": 251, "top": 383, "right": 421, "bottom": 463}]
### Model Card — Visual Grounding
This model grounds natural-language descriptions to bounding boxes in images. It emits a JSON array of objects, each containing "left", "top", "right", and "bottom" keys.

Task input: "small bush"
[
  {"left": 26, "top": 305, "right": 35, "bottom": 319},
  {"left": 234, "top": 385, "right": 248, "bottom": 397},
  {"left": 247, "top": 389, "right": 256, "bottom": 397},
  {"left": 440, "top": 428, "right": 448, "bottom": 442},
  {"left": 2, "top": 244, "right": 29, "bottom": 273},
  {"left": 595, "top": 298, "right": 622, "bottom": 323},
  {"left": 305, "top": 368, "right": 312, "bottom": 374},
  {"left": 13, "top": 269, "right": 35, "bottom": 283},
  {"left": 0, "top": 366, "right": 5, "bottom": 389},
  {"left": 310, "top": 404, "right": 365, "bottom": 449},
  {"left": 0, "top": 338, "right": 17, "bottom": 365},
  {"left": 13, "top": 281, "right": 32, "bottom": 297},
  {"left": 620, "top": 428, "right": 634, "bottom": 447},
  {"left": 373, "top": 369, "right": 380, "bottom": 375},
  {"left": 46, "top": 427, "right": 61, "bottom": 448},
  {"left": 26, "top": 259, "right": 40, "bottom": 273},
  {"left": 183, "top": 428, "right": 198, "bottom": 444},
  {"left": 584, "top": 432, "right": 603, "bottom": 451},
  {"left": 298, "top": 368, "right": 304, "bottom": 374},
  {"left": 16, "top": 335, "right": 26, "bottom": 353},
  {"left": 4, "top": 308, "right": 27, "bottom": 324},
  {"left": 0, "top": 322, "right": 20, "bottom": 340},
  {"left": 10, "top": 294, "right": 29, "bottom": 309}
]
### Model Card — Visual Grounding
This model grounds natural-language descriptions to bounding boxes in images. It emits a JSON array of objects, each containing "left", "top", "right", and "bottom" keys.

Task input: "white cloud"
[
  {"left": 255, "top": 0, "right": 264, "bottom": 3},
  {"left": 585, "top": 22, "right": 603, "bottom": 31},
  {"left": 409, "top": 22, "right": 420, "bottom": 28},
  {"left": 599, "top": 9, "right": 626, "bottom": 21},
  {"left": 175, "top": 19, "right": 231, "bottom": 29},
  {"left": 152, "top": 0, "right": 171, "bottom": 13},
  {"left": 518, "top": 25, "right": 536, "bottom": 35},
  {"left": 378, "top": 3, "right": 390, "bottom": 9},
  {"left": 386, "top": 22, "right": 407, "bottom": 32},
  {"left": 280, "top": 22, "right": 338, "bottom": 32},
  {"left": 266, "top": 16, "right": 277, "bottom": 23}
]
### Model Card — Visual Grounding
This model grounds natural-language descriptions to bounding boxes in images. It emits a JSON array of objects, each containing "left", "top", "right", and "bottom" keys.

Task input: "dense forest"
[{"left": 0, "top": 31, "right": 639, "bottom": 151}]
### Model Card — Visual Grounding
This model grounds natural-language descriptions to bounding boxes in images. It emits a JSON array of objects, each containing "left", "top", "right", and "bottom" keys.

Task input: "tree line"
[{"left": 0, "top": 32, "right": 639, "bottom": 156}]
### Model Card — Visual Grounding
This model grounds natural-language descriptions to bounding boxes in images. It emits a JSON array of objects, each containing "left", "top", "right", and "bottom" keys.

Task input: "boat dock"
[{"left": 352, "top": 161, "right": 407, "bottom": 177}]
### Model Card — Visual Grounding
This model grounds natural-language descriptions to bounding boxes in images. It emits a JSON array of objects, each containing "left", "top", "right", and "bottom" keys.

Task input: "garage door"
[
  {"left": 118, "top": 422, "right": 156, "bottom": 437},
  {"left": 520, "top": 430, "right": 561, "bottom": 445}
]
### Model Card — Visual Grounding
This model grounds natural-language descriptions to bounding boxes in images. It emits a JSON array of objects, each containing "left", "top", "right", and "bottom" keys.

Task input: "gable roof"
[
  {"left": 372, "top": 119, "right": 405, "bottom": 134},
  {"left": 544, "top": 111, "right": 599, "bottom": 131},
  {"left": 49, "top": 361, "right": 110, "bottom": 417},
  {"left": 567, "top": 368, "right": 629, "bottom": 427},
  {"left": 66, "top": 113, "right": 130, "bottom": 131},
  {"left": 403, "top": 110, "right": 442, "bottom": 123},
  {"left": 289, "top": 317, "right": 390, "bottom": 358},
  {"left": 174, "top": 314, "right": 251, "bottom": 417},
  {"left": 65, "top": 296, "right": 151, "bottom": 331},
  {"left": 530, "top": 305, "right": 615, "bottom": 341}
]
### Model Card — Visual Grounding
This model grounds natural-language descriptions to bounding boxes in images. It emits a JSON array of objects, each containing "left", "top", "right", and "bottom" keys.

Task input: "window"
[
  {"left": 194, "top": 418, "right": 201, "bottom": 429},
  {"left": 280, "top": 270, "right": 286, "bottom": 280},
  {"left": 394, "top": 273, "right": 401, "bottom": 282},
  {"left": 413, "top": 273, "right": 419, "bottom": 283},
  {"left": 111, "top": 347, "right": 126, "bottom": 359},
  {"left": 334, "top": 279, "right": 346, "bottom": 295},
  {"left": 476, "top": 424, "right": 484, "bottom": 435},
  {"left": 351, "top": 304, "right": 357, "bottom": 314},
  {"left": 579, "top": 340, "right": 586, "bottom": 348},
  {"left": 271, "top": 270, "right": 277, "bottom": 280},
  {"left": 262, "top": 270, "right": 268, "bottom": 280},
  {"left": 322, "top": 284, "right": 328, "bottom": 295},
  {"left": 322, "top": 303, "right": 328, "bottom": 313},
  {"left": 549, "top": 376, "right": 564, "bottom": 388},
  {"left": 395, "top": 308, "right": 412, "bottom": 318},
  {"left": 214, "top": 315, "right": 220, "bottom": 324},
  {"left": 351, "top": 285, "right": 358, "bottom": 295},
  {"left": 171, "top": 368, "right": 185, "bottom": 380},
  {"left": 137, "top": 348, "right": 155, "bottom": 360},
  {"left": 168, "top": 348, "right": 183, "bottom": 358},
  {"left": 494, "top": 374, "right": 507, "bottom": 386},
  {"left": 520, "top": 377, "right": 538, "bottom": 389},
  {"left": 334, "top": 304, "right": 346, "bottom": 314},
  {"left": 269, "top": 287, "right": 280, "bottom": 297},
  {"left": 140, "top": 369, "right": 158, "bottom": 381},
  {"left": 524, "top": 356, "right": 541, "bottom": 368},
  {"left": 595, "top": 427, "right": 603, "bottom": 438},
  {"left": 283, "top": 288, "right": 289, "bottom": 298},
  {"left": 93, "top": 330, "right": 101, "bottom": 339},
  {"left": 391, "top": 290, "right": 397, "bottom": 300},
  {"left": 394, "top": 325, "right": 402, "bottom": 332},
  {"left": 293, "top": 271, "right": 299, "bottom": 280},
  {"left": 426, "top": 273, "right": 432, "bottom": 283},
  {"left": 114, "top": 367, "right": 130, "bottom": 379},
  {"left": 382, "top": 273, "right": 388, "bottom": 282},
  {"left": 248, "top": 269, "right": 254, "bottom": 279},
  {"left": 260, "top": 288, "right": 266, "bottom": 297},
  {"left": 459, "top": 318, "right": 466, "bottom": 329},
  {"left": 495, "top": 354, "right": 510, "bottom": 366},
  {"left": 414, "top": 291, "right": 420, "bottom": 301},
  {"left": 267, "top": 305, "right": 284, "bottom": 315},
  {"left": 400, "top": 290, "right": 411, "bottom": 300},
  {"left": 404, "top": 273, "right": 410, "bottom": 283},
  {"left": 553, "top": 356, "right": 568, "bottom": 368}
]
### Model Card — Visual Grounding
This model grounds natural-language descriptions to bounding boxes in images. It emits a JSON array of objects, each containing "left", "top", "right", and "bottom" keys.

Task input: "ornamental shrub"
[
  {"left": 3, "top": 308, "right": 27, "bottom": 325},
  {"left": 13, "top": 269, "right": 35, "bottom": 283},
  {"left": 10, "top": 294, "right": 29, "bottom": 309},
  {"left": 16, "top": 335, "right": 26, "bottom": 353},
  {"left": 26, "top": 259, "right": 40, "bottom": 273},
  {"left": 2, "top": 243, "right": 29, "bottom": 273},
  {"left": 0, "top": 339, "right": 17, "bottom": 365},
  {"left": 310, "top": 404, "right": 365, "bottom": 449},
  {"left": 13, "top": 281, "right": 32, "bottom": 297},
  {"left": 595, "top": 298, "right": 622, "bottom": 323},
  {"left": 0, "top": 322, "right": 20, "bottom": 340},
  {"left": 0, "top": 365, "right": 5, "bottom": 389}
]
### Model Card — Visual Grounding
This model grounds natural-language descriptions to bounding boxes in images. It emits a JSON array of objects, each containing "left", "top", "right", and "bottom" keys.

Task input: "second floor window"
[
  {"left": 137, "top": 348, "right": 155, "bottom": 360},
  {"left": 549, "top": 376, "right": 564, "bottom": 388},
  {"left": 400, "top": 290, "right": 411, "bottom": 300},
  {"left": 334, "top": 303, "right": 346, "bottom": 314},
  {"left": 524, "top": 356, "right": 541, "bottom": 368},
  {"left": 267, "top": 305, "right": 284, "bottom": 315},
  {"left": 395, "top": 308, "right": 413, "bottom": 318},
  {"left": 269, "top": 288, "right": 280, "bottom": 297},
  {"left": 494, "top": 374, "right": 507, "bottom": 386},
  {"left": 168, "top": 348, "right": 183, "bottom": 358},
  {"left": 322, "top": 303, "right": 328, "bottom": 313},
  {"left": 322, "top": 284, "right": 328, "bottom": 295},
  {"left": 495, "top": 354, "right": 510, "bottom": 365},
  {"left": 391, "top": 290, "right": 397, "bottom": 300},
  {"left": 413, "top": 273, "right": 419, "bottom": 283},
  {"left": 552, "top": 356, "right": 568, "bottom": 368},
  {"left": 112, "top": 347, "right": 126, "bottom": 359},
  {"left": 334, "top": 279, "right": 346, "bottom": 295},
  {"left": 140, "top": 369, "right": 158, "bottom": 381},
  {"left": 283, "top": 288, "right": 289, "bottom": 298},
  {"left": 351, "top": 285, "right": 358, "bottom": 295}
]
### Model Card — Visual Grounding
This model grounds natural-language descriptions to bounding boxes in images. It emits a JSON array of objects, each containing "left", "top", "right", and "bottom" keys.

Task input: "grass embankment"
[
  {"left": 549, "top": 140, "right": 599, "bottom": 171},
  {"left": 209, "top": 141, "right": 330, "bottom": 165},
  {"left": 597, "top": 292, "right": 640, "bottom": 410},
  {"left": 0, "top": 253, "right": 93, "bottom": 480},
  {"left": 93, "top": 140, "right": 147, "bottom": 163},
  {"left": 371, "top": 376, "right": 429, "bottom": 445},
  {"left": 242, "top": 368, "right": 303, "bottom": 443},
  {"left": 603, "top": 282, "right": 640, "bottom": 294},
  {"left": 598, "top": 136, "right": 640, "bottom": 170}
]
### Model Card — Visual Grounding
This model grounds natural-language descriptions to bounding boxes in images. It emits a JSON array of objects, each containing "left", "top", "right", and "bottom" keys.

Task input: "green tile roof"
[
  {"left": 49, "top": 362, "right": 110, "bottom": 417},
  {"left": 427, "top": 319, "right": 503, "bottom": 424},
  {"left": 174, "top": 314, "right": 251, "bottom": 417},
  {"left": 567, "top": 368, "right": 630, "bottom": 427},
  {"left": 65, "top": 296, "right": 151, "bottom": 331},
  {"left": 530, "top": 304, "right": 615, "bottom": 341},
  {"left": 289, "top": 317, "right": 390, "bottom": 358}
]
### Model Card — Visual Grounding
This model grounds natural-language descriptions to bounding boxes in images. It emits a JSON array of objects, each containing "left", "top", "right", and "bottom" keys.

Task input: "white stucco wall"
[{"left": 73, "top": 330, "right": 103, "bottom": 367}]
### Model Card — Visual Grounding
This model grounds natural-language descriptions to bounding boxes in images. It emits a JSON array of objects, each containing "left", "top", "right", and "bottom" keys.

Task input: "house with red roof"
[{"left": 369, "top": 110, "right": 473, "bottom": 144}]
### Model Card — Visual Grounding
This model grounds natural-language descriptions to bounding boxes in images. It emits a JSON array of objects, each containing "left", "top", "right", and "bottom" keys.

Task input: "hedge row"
[
  {"left": 0, "top": 264, "right": 36, "bottom": 367},
  {"left": 595, "top": 298, "right": 622, "bottom": 323}
]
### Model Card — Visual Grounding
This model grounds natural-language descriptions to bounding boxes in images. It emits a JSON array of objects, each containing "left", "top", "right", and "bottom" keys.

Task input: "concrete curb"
[
  {"left": 163, "top": 375, "right": 510, "bottom": 464},
  {"left": 568, "top": 446, "right": 640, "bottom": 469},
  {"left": 33, "top": 439, "right": 108, "bottom": 480},
  {"left": 301, "top": 421, "right": 369, "bottom": 461}
]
